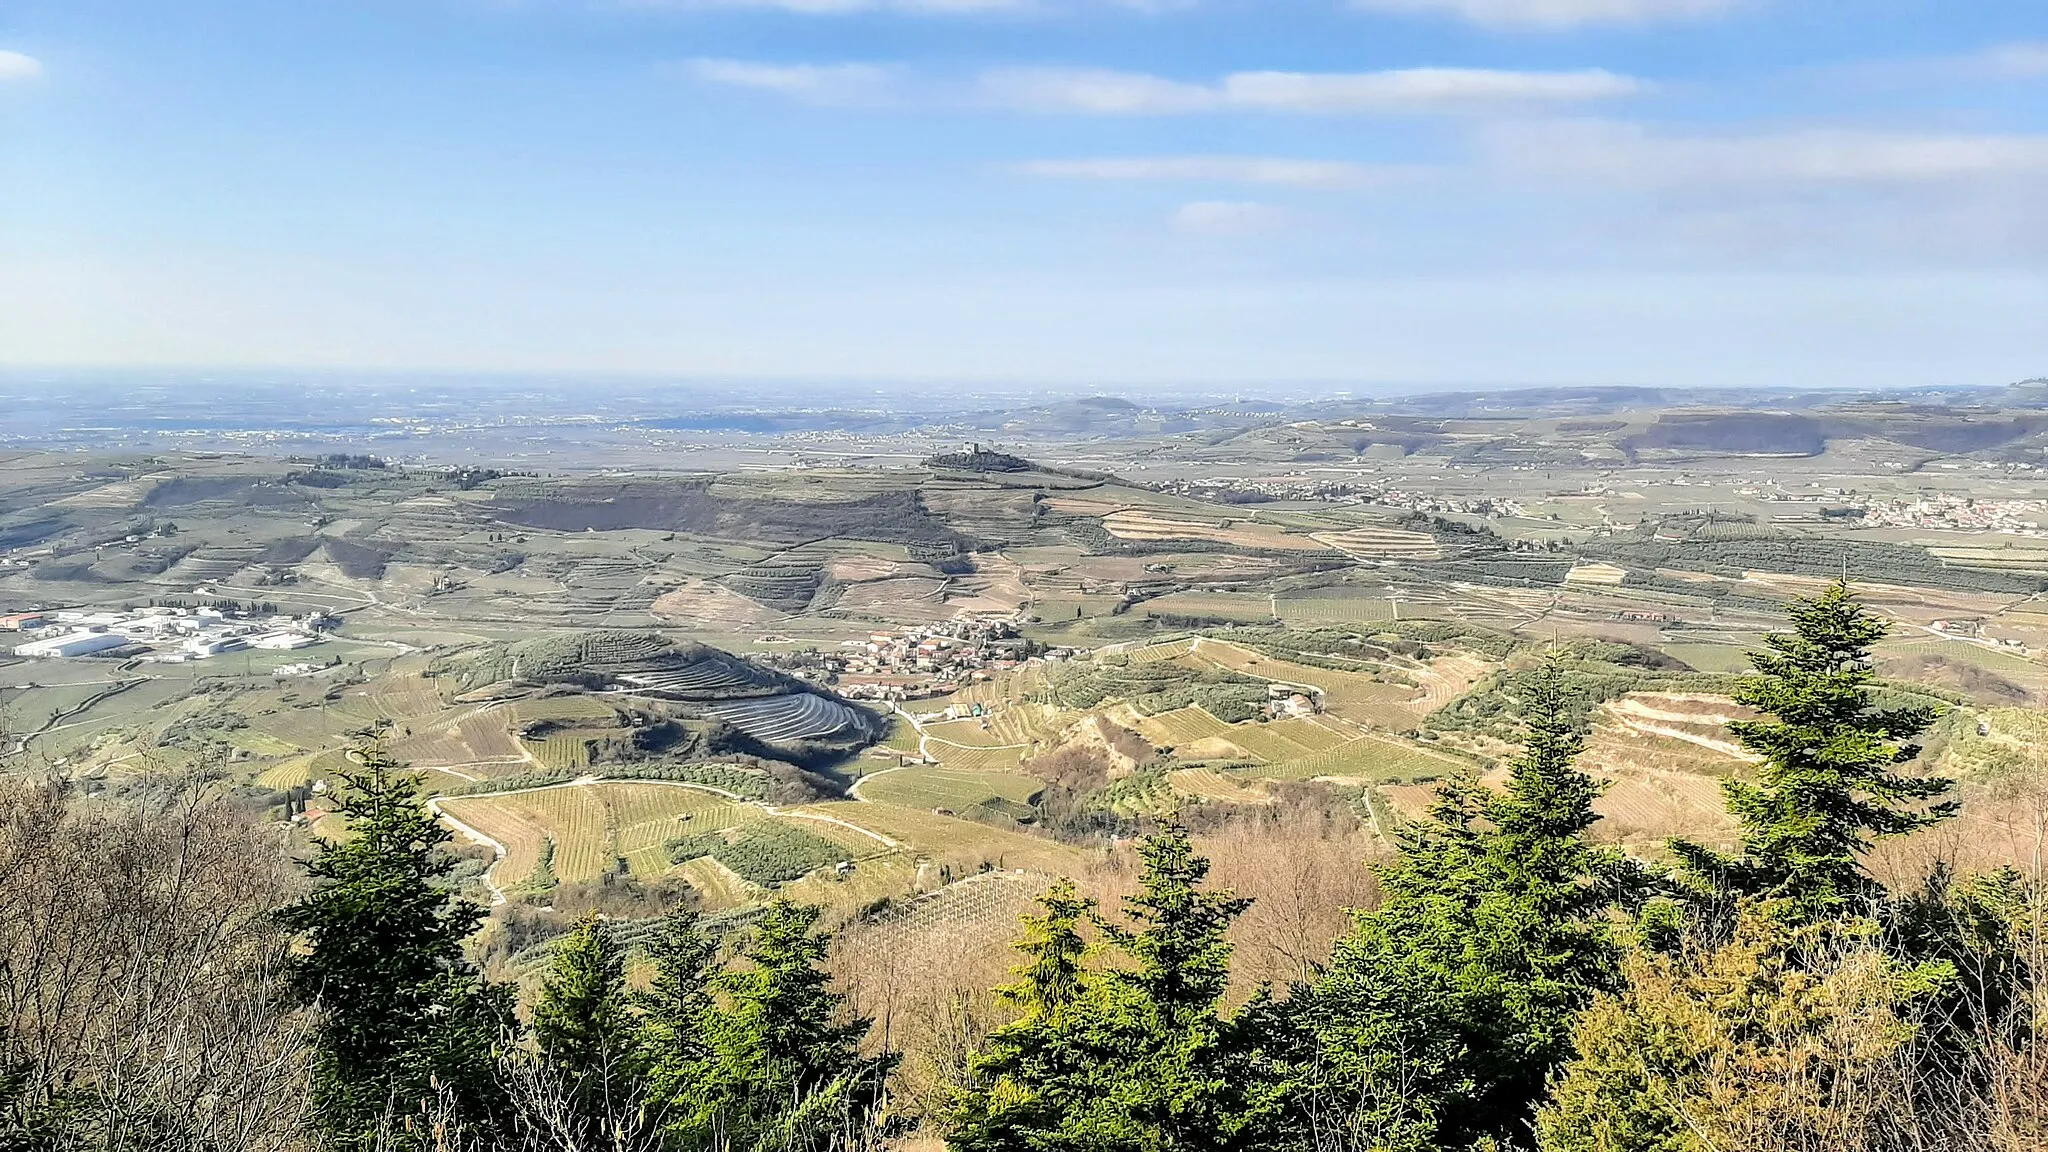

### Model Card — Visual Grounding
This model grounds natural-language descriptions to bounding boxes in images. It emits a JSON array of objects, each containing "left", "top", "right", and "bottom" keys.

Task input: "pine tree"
[
  {"left": 665, "top": 899, "right": 895, "bottom": 1152},
  {"left": 1101, "top": 824, "right": 1253, "bottom": 1030},
  {"left": 948, "top": 822, "right": 1269, "bottom": 1152},
  {"left": 1536, "top": 911, "right": 1950, "bottom": 1152},
  {"left": 949, "top": 880, "right": 1098, "bottom": 1151},
  {"left": 532, "top": 915, "right": 640, "bottom": 1140},
  {"left": 1094, "top": 821, "right": 1267, "bottom": 1152},
  {"left": 1305, "top": 659, "right": 1620, "bottom": 1151},
  {"left": 637, "top": 906, "right": 719, "bottom": 1066},
  {"left": 1672, "top": 580, "right": 1955, "bottom": 923},
  {"left": 277, "top": 745, "right": 511, "bottom": 1150}
]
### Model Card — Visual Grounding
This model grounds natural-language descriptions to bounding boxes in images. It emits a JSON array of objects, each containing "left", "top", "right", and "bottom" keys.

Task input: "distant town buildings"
[
  {"left": 1856, "top": 496, "right": 2048, "bottom": 535},
  {"left": 4, "top": 604, "right": 336, "bottom": 661},
  {"left": 1153, "top": 476, "right": 1525, "bottom": 520},
  {"left": 809, "top": 619, "right": 1043, "bottom": 699},
  {"left": 14, "top": 630, "right": 130, "bottom": 658}
]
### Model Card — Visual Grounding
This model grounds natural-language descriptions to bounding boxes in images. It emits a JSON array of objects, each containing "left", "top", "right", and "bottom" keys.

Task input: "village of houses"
[{"left": 811, "top": 618, "right": 1080, "bottom": 703}]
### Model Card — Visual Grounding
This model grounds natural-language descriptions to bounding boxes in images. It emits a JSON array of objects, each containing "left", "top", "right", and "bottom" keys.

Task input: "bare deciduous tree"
[{"left": 0, "top": 774, "right": 311, "bottom": 1151}]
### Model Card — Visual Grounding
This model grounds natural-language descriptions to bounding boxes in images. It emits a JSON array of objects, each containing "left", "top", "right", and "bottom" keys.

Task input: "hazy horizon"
[{"left": 3, "top": 2, "right": 2046, "bottom": 388}]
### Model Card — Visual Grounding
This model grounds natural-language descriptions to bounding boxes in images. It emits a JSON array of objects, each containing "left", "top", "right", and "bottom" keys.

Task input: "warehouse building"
[{"left": 14, "top": 630, "right": 130, "bottom": 658}]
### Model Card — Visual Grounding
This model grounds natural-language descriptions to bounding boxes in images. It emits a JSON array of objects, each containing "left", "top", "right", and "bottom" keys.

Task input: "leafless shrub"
[{"left": 0, "top": 773, "right": 312, "bottom": 1150}]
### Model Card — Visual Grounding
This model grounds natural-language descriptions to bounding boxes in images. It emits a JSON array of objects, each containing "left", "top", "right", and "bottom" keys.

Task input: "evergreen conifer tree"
[
  {"left": 949, "top": 822, "right": 1269, "bottom": 1152},
  {"left": 532, "top": 914, "right": 641, "bottom": 1140},
  {"left": 949, "top": 880, "right": 1098, "bottom": 1151},
  {"left": 637, "top": 906, "right": 719, "bottom": 1069},
  {"left": 1671, "top": 580, "right": 1955, "bottom": 923},
  {"left": 665, "top": 899, "right": 895, "bottom": 1152},
  {"left": 277, "top": 746, "right": 511, "bottom": 1150},
  {"left": 1305, "top": 659, "right": 1619, "bottom": 1151}
]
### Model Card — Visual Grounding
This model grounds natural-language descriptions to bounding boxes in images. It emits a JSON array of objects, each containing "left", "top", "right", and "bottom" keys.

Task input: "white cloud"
[
  {"left": 1223, "top": 67, "right": 1643, "bottom": 109},
  {"left": 981, "top": 65, "right": 1642, "bottom": 114},
  {"left": 1172, "top": 200, "right": 1288, "bottom": 235},
  {"left": 979, "top": 68, "right": 1213, "bottom": 113},
  {"left": 634, "top": 0, "right": 1031, "bottom": 12},
  {"left": 683, "top": 58, "right": 895, "bottom": 105},
  {"left": 1485, "top": 120, "right": 2048, "bottom": 186},
  {"left": 1349, "top": 0, "right": 1744, "bottom": 30},
  {"left": 1017, "top": 155, "right": 1420, "bottom": 189},
  {"left": 1976, "top": 42, "right": 2048, "bottom": 78},
  {"left": 0, "top": 50, "right": 43, "bottom": 83}
]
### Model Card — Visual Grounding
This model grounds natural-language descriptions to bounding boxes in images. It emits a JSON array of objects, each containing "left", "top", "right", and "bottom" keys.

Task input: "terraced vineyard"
[
  {"left": 1168, "top": 766, "right": 1270, "bottom": 805},
  {"left": 1140, "top": 591, "right": 1278, "bottom": 623},
  {"left": 978, "top": 702, "right": 1073, "bottom": 747},
  {"left": 525, "top": 731, "right": 593, "bottom": 771},
  {"left": 389, "top": 708, "right": 528, "bottom": 770},
  {"left": 922, "top": 741, "right": 1031, "bottom": 772},
  {"left": 1307, "top": 526, "right": 1443, "bottom": 561},
  {"left": 1273, "top": 596, "right": 1398, "bottom": 626},
  {"left": 857, "top": 766, "right": 1043, "bottom": 811},
  {"left": 438, "top": 781, "right": 759, "bottom": 888},
  {"left": 1189, "top": 639, "right": 1429, "bottom": 729},
  {"left": 1243, "top": 734, "right": 1466, "bottom": 783},
  {"left": 921, "top": 717, "right": 1028, "bottom": 749},
  {"left": 619, "top": 660, "right": 761, "bottom": 696},
  {"left": 708, "top": 693, "right": 867, "bottom": 742},
  {"left": 722, "top": 559, "right": 824, "bottom": 610},
  {"left": 1126, "top": 638, "right": 1199, "bottom": 664},
  {"left": 1220, "top": 718, "right": 1352, "bottom": 762},
  {"left": 508, "top": 695, "right": 620, "bottom": 727},
  {"left": 1136, "top": 705, "right": 1236, "bottom": 746}
]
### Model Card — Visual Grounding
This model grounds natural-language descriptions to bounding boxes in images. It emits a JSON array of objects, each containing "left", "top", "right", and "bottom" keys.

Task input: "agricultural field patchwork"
[
  {"left": 439, "top": 780, "right": 766, "bottom": 889},
  {"left": 855, "top": 765, "right": 1043, "bottom": 812},
  {"left": 15, "top": 434, "right": 2048, "bottom": 955}
]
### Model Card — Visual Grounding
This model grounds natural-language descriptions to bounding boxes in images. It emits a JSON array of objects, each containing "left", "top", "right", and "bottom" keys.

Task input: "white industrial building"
[
  {"left": 249, "top": 631, "right": 320, "bottom": 650},
  {"left": 183, "top": 636, "right": 250, "bottom": 658},
  {"left": 15, "top": 630, "right": 130, "bottom": 658}
]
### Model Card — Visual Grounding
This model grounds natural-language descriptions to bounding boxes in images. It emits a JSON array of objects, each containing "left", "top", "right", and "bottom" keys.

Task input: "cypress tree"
[
  {"left": 278, "top": 746, "right": 511, "bottom": 1150},
  {"left": 1671, "top": 580, "right": 1955, "bottom": 923}
]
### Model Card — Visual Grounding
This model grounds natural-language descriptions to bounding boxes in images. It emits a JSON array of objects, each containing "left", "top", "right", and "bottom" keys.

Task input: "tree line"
[{"left": 3, "top": 582, "right": 2044, "bottom": 1150}]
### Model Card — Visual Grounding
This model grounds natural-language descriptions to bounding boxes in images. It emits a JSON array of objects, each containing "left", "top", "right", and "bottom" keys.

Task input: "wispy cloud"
[
  {"left": 1017, "top": 155, "right": 1422, "bottom": 189},
  {"left": 1484, "top": 120, "right": 2048, "bottom": 186},
  {"left": 1172, "top": 200, "right": 1288, "bottom": 235},
  {"left": 981, "top": 65, "right": 1644, "bottom": 114},
  {"left": 1975, "top": 41, "right": 2048, "bottom": 78},
  {"left": 635, "top": 0, "right": 1033, "bottom": 12},
  {"left": 684, "top": 58, "right": 896, "bottom": 105},
  {"left": 0, "top": 50, "right": 43, "bottom": 83},
  {"left": 1349, "top": 0, "right": 1744, "bottom": 30}
]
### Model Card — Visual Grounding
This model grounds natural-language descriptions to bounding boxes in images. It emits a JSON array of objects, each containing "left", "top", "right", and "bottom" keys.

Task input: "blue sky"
[{"left": 1, "top": 0, "right": 2044, "bottom": 391}]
